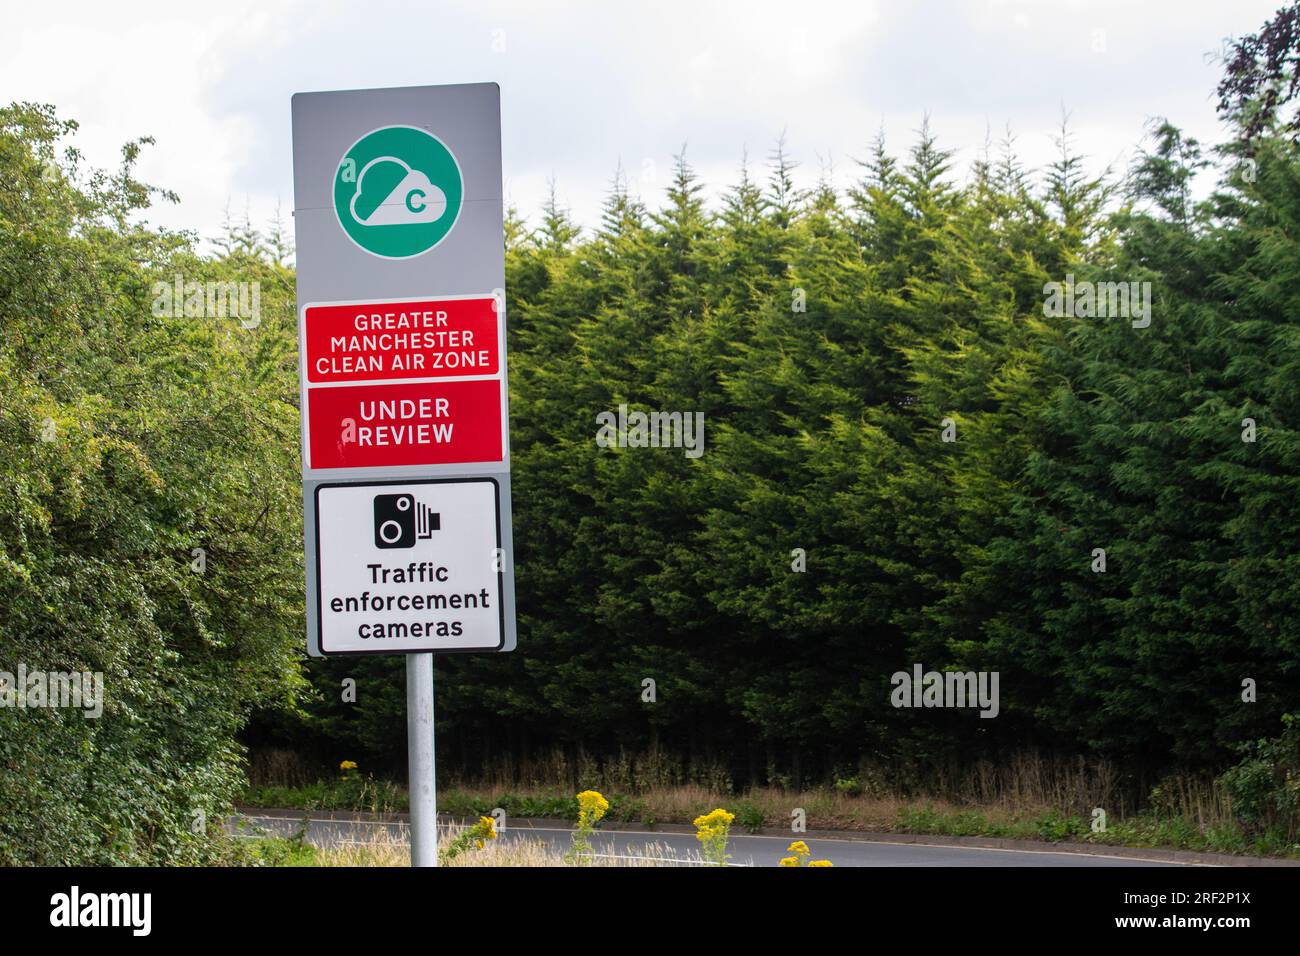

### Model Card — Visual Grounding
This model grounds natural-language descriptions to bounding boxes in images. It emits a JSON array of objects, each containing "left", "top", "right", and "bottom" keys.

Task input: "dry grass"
[
  {"left": 246, "top": 745, "right": 1263, "bottom": 857},
  {"left": 310, "top": 822, "right": 710, "bottom": 867},
  {"left": 439, "top": 748, "right": 1238, "bottom": 834},
  {"left": 314, "top": 825, "right": 411, "bottom": 867},
  {"left": 443, "top": 838, "right": 707, "bottom": 867},
  {"left": 437, "top": 781, "right": 1048, "bottom": 832}
]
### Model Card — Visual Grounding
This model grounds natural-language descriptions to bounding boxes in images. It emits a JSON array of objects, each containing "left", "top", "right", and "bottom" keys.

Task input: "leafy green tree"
[{"left": 0, "top": 104, "right": 303, "bottom": 863}]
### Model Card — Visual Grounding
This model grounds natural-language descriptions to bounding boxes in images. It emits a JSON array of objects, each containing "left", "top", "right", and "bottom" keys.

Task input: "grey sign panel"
[{"left": 291, "top": 83, "right": 515, "bottom": 656}]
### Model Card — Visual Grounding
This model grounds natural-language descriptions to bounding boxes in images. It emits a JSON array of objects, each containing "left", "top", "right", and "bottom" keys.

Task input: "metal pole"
[{"left": 406, "top": 652, "right": 437, "bottom": 867}]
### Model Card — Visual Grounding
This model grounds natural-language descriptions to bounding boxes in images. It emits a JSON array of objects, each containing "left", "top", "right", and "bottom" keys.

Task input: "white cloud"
[
  {"left": 1, "top": 0, "right": 1284, "bottom": 249},
  {"left": 2, "top": 1, "right": 307, "bottom": 242}
]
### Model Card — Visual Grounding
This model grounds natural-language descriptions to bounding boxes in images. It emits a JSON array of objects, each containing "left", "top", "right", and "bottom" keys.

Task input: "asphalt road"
[{"left": 233, "top": 812, "right": 1187, "bottom": 867}]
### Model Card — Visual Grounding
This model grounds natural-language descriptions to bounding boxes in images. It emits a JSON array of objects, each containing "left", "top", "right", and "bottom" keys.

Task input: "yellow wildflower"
[
  {"left": 779, "top": 856, "right": 800, "bottom": 867},
  {"left": 479, "top": 815, "right": 498, "bottom": 840},
  {"left": 787, "top": 840, "right": 810, "bottom": 856},
  {"left": 808, "top": 859, "right": 833, "bottom": 867},
  {"left": 695, "top": 824, "right": 725, "bottom": 843},
  {"left": 339, "top": 760, "right": 358, "bottom": 771},
  {"left": 576, "top": 790, "right": 610, "bottom": 821},
  {"left": 693, "top": 808, "right": 735, "bottom": 866},
  {"left": 692, "top": 808, "right": 735, "bottom": 829}
]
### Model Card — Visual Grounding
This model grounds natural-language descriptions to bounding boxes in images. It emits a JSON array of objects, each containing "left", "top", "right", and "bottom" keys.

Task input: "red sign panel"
[
  {"left": 304, "top": 297, "right": 499, "bottom": 384},
  {"left": 307, "top": 379, "right": 502, "bottom": 469}
]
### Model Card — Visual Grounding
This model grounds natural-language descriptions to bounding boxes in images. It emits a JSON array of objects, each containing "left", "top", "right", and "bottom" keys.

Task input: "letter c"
[{"left": 405, "top": 189, "right": 426, "bottom": 213}]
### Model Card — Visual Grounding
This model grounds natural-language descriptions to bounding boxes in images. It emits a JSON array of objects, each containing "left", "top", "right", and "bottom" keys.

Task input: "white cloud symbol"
[{"left": 350, "top": 157, "right": 448, "bottom": 226}]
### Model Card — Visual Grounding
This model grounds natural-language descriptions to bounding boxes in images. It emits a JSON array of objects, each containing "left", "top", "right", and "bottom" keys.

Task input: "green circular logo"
[{"left": 333, "top": 125, "right": 464, "bottom": 259}]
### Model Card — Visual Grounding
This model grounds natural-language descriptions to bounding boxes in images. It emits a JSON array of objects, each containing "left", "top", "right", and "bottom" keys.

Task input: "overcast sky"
[{"left": 2, "top": 0, "right": 1282, "bottom": 251}]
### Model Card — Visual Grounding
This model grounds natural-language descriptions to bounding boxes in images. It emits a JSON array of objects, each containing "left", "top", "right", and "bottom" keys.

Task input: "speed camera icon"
[{"left": 373, "top": 493, "right": 440, "bottom": 549}]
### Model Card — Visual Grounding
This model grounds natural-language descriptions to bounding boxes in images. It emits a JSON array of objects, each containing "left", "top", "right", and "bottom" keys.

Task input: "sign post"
[
  {"left": 406, "top": 652, "right": 436, "bottom": 867},
  {"left": 291, "top": 83, "right": 512, "bottom": 867}
]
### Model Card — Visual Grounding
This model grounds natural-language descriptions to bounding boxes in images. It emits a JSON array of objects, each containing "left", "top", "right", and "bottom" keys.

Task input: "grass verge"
[
  {"left": 237, "top": 780, "right": 1300, "bottom": 859},
  {"left": 233, "top": 824, "right": 709, "bottom": 867}
]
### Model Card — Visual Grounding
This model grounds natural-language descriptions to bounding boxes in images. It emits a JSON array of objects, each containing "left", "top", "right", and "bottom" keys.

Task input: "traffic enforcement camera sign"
[
  {"left": 315, "top": 479, "right": 504, "bottom": 654},
  {"left": 292, "top": 83, "right": 515, "bottom": 656}
]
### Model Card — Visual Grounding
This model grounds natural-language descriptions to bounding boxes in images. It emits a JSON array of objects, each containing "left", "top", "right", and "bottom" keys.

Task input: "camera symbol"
[{"left": 373, "top": 493, "right": 440, "bottom": 549}]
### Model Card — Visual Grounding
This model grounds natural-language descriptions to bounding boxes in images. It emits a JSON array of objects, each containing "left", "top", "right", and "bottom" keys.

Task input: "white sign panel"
[{"left": 315, "top": 478, "right": 505, "bottom": 654}]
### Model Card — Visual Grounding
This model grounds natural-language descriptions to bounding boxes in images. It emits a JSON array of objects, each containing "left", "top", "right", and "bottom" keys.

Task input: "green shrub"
[
  {"left": 834, "top": 777, "right": 864, "bottom": 798},
  {"left": 735, "top": 800, "right": 765, "bottom": 833},
  {"left": 1034, "top": 810, "right": 1086, "bottom": 843},
  {"left": 897, "top": 804, "right": 942, "bottom": 834},
  {"left": 1219, "top": 714, "right": 1300, "bottom": 841}
]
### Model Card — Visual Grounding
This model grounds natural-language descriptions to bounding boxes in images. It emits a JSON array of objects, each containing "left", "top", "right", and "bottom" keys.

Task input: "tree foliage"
[
  {"left": 294, "top": 100, "right": 1300, "bottom": 791},
  {"left": 0, "top": 104, "right": 303, "bottom": 863}
]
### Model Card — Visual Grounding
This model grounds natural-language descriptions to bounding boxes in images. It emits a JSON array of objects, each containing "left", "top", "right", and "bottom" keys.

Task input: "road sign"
[
  {"left": 292, "top": 82, "right": 512, "bottom": 868},
  {"left": 292, "top": 83, "right": 515, "bottom": 657},
  {"left": 314, "top": 478, "right": 504, "bottom": 654},
  {"left": 303, "top": 295, "right": 499, "bottom": 384},
  {"left": 306, "top": 378, "right": 503, "bottom": 469},
  {"left": 300, "top": 293, "right": 507, "bottom": 471}
]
